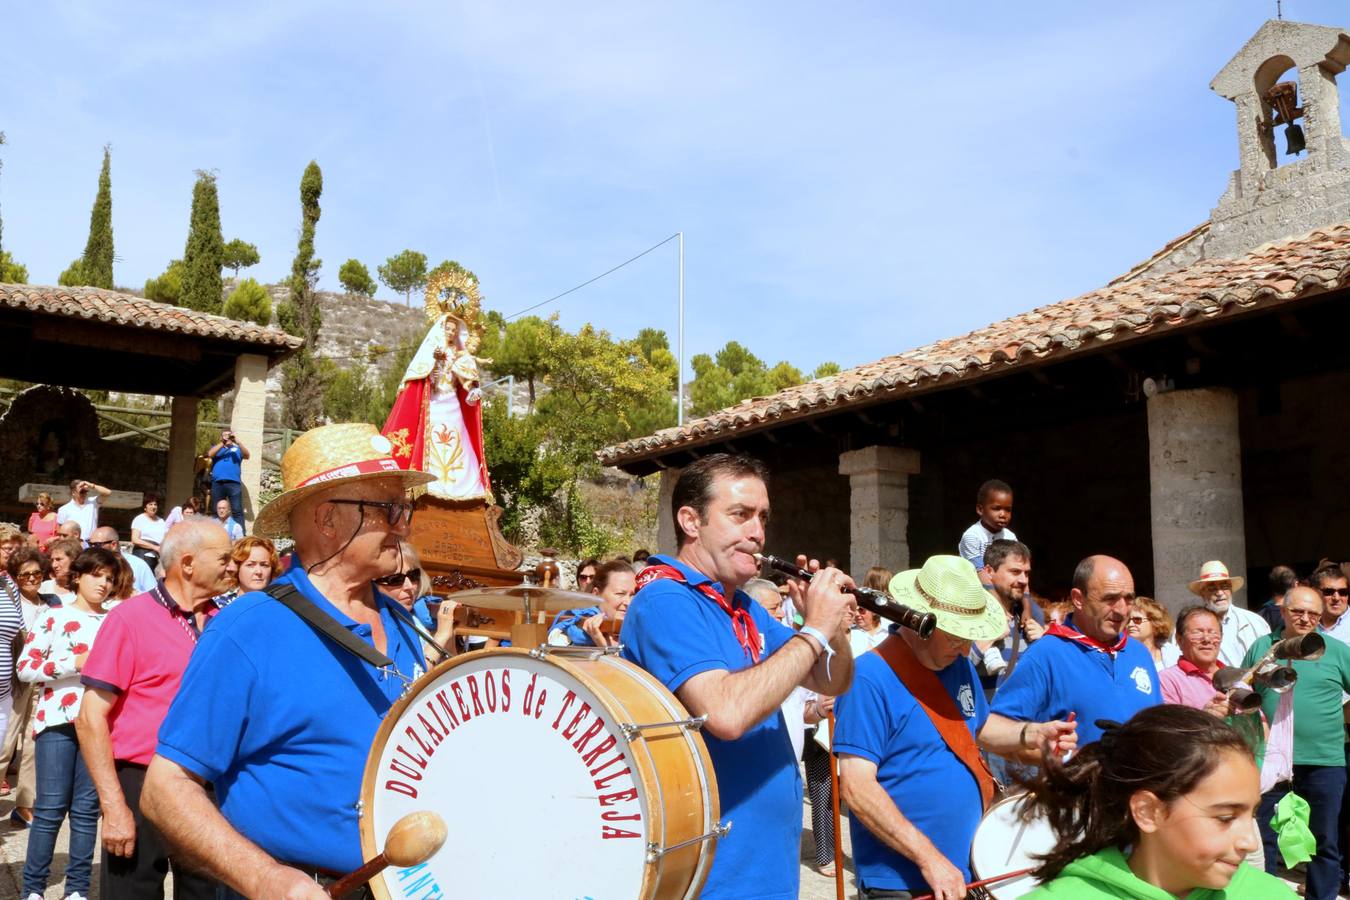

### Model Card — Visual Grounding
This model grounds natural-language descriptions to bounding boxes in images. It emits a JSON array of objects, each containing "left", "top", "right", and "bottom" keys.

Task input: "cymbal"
[{"left": 444, "top": 586, "right": 595, "bottom": 613}]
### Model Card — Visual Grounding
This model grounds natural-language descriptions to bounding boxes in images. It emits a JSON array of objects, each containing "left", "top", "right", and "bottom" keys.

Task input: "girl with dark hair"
[
  {"left": 1021, "top": 705, "right": 1292, "bottom": 898},
  {"left": 17, "top": 546, "right": 117, "bottom": 900}
]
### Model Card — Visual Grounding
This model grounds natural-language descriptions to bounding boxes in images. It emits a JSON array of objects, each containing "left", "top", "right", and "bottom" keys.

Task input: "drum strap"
[
  {"left": 265, "top": 583, "right": 394, "bottom": 669},
  {"left": 875, "top": 636, "right": 995, "bottom": 810}
]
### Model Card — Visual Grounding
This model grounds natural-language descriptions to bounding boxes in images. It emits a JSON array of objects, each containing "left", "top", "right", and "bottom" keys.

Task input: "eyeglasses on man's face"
[
  {"left": 326, "top": 499, "right": 414, "bottom": 528},
  {"left": 1321, "top": 586, "right": 1350, "bottom": 598},
  {"left": 90, "top": 539, "right": 119, "bottom": 549},
  {"left": 1286, "top": 608, "right": 1320, "bottom": 621}
]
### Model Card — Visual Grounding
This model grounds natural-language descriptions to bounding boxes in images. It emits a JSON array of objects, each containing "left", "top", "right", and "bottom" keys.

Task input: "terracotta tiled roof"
[
  {"left": 0, "top": 283, "right": 303, "bottom": 352},
  {"left": 601, "top": 221, "right": 1350, "bottom": 467}
]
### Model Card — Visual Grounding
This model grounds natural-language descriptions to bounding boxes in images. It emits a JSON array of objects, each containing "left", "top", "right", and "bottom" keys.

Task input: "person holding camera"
[{"left": 206, "top": 430, "right": 250, "bottom": 532}]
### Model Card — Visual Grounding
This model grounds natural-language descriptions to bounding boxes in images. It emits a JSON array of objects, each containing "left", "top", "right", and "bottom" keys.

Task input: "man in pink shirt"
[
  {"left": 74, "top": 518, "right": 232, "bottom": 900},
  {"left": 1159, "top": 605, "right": 1232, "bottom": 716}
]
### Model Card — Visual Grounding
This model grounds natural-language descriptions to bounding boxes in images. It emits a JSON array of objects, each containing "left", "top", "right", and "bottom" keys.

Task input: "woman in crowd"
[
  {"left": 1127, "top": 595, "right": 1172, "bottom": 670},
  {"left": 164, "top": 495, "right": 199, "bottom": 529},
  {"left": 26, "top": 493, "right": 58, "bottom": 553},
  {"left": 849, "top": 565, "right": 893, "bottom": 656},
  {"left": 39, "top": 538, "right": 80, "bottom": 604},
  {"left": 18, "top": 547, "right": 117, "bottom": 900},
  {"left": 547, "top": 559, "right": 636, "bottom": 648},
  {"left": 0, "top": 547, "right": 61, "bottom": 827},
  {"left": 130, "top": 492, "right": 168, "bottom": 571},
  {"left": 211, "top": 536, "right": 282, "bottom": 611},
  {"left": 1021, "top": 705, "right": 1291, "bottom": 898},
  {"left": 381, "top": 542, "right": 460, "bottom": 664}
]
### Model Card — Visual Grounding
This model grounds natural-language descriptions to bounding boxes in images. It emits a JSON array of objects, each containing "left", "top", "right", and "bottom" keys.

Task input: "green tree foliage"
[
  {"left": 477, "top": 308, "right": 507, "bottom": 363},
  {"left": 482, "top": 398, "right": 572, "bottom": 539},
  {"left": 322, "top": 338, "right": 417, "bottom": 426},
  {"left": 492, "top": 315, "right": 553, "bottom": 411},
  {"left": 221, "top": 239, "right": 260, "bottom": 278},
  {"left": 77, "top": 146, "right": 114, "bottom": 288},
  {"left": 143, "top": 259, "right": 186, "bottom": 304},
  {"left": 0, "top": 251, "right": 27, "bottom": 283},
  {"left": 812, "top": 361, "right": 842, "bottom": 379},
  {"left": 689, "top": 340, "right": 810, "bottom": 416},
  {"left": 222, "top": 278, "right": 273, "bottom": 326},
  {"left": 180, "top": 171, "right": 224, "bottom": 313},
  {"left": 338, "top": 258, "right": 377, "bottom": 296},
  {"left": 378, "top": 250, "right": 427, "bottom": 305},
  {"left": 427, "top": 259, "right": 476, "bottom": 292},
  {"left": 57, "top": 259, "right": 87, "bottom": 287},
  {"left": 634, "top": 327, "right": 679, "bottom": 392},
  {"left": 278, "top": 161, "right": 327, "bottom": 430}
]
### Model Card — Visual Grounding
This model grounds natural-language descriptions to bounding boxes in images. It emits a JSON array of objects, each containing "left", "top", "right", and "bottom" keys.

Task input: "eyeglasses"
[
  {"left": 373, "top": 568, "right": 421, "bottom": 587},
  {"left": 1321, "top": 587, "right": 1350, "bottom": 597},
  {"left": 1126, "top": 615, "right": 1148, "bottom": 625},
  {"left": 326, "top": 499, "right": 414, "bottom": 528},
  {"left": 1183, "top": 629, "right": 1221, "bottom": 641},
  {"left": 15, "top": 571, "right": 42, "bottom": 581},
  {"left": 89, "top": 539, "right": 119, "bottom": 548},
  {"left": 1287, "top": 608, "right": 1320, "bottom": 620},
  {"left": 578, "top": 572, "right": 596, "bottom": 582}
]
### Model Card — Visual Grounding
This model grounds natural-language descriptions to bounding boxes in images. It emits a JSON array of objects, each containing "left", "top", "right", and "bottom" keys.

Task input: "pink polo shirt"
[
  {"left": 1159, "top": 658, "right": 1224, "bottom": 710},
  {"left": 81, "top": 587, "right": 200, "bottom": 765}
]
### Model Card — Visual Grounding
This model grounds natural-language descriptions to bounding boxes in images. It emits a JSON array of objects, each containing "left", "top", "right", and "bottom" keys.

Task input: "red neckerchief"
[
  {"left": 636, "top": 563, "right": 762, "bottom": 663},
  {"left": 1045, "top": 620, "right": 1127, "bottom": 655},
  {"left": 1177, "top": 657, "right": 1222, "bottom": 683}
]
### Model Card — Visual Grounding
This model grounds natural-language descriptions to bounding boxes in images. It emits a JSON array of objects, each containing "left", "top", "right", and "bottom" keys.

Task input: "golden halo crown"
[{"left": 424, "top": 267, "right": 484, "bottom": 335}]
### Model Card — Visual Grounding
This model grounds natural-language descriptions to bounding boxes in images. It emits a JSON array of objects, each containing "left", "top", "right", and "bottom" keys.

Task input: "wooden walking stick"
[{"left": 828, "top": 707, "right": 844, "bottom": 900}]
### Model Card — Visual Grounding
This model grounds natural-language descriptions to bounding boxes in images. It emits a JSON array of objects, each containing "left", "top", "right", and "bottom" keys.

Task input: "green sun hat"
[{"left": 888, "top": 555, "right": 1009, "bottom": 642}]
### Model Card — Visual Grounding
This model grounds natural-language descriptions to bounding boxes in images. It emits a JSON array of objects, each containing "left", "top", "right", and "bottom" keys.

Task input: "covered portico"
[{"left": 0, "top": 283, "right": 301, "bottom": 527}]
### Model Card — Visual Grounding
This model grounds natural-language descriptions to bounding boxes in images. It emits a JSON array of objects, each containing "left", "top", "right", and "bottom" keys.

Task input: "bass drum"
[
  {"left": 360, "top": 647, "right": 722, "bottom": 899},
  {"left": 969, "top": 792, "right": 1054, "bottom": 899}
]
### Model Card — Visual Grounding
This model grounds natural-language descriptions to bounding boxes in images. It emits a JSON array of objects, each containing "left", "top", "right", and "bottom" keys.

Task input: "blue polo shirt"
[
  {"left": 549, "top": 605, "right": 602, "bottom": 645},
  {"left": 991, "top": 617, "right": 1160, "bottom": 745},
  {"left": 620, "top": 554, "right": 799, "bottom": 899},
  {"left": 211, "top": 445, "right": 243, "bottom": 482},
  {"left": 155, "top": 565, "right": 423, "bottom": 873},
  {"left": 835, "top": 648, "right": 988, "bottom": 892}
]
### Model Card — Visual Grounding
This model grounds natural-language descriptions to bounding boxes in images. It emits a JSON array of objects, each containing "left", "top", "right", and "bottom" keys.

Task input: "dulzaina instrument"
[
  {"left": 755, "top": 553, "right": 937, "bottom": 638},
  {"left": 360, "top": 646, "right": 724, "bottom": 899},
  {"left": 1211, "top": 632, "right": 1324, "bottom": 710}
]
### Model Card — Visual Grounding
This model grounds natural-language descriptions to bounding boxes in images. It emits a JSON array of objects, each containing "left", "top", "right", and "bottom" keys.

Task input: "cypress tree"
[
  {"left": 79, "top": 145, "right": 114, "bottom": 288},
  {"left": 180, "top": 171, "right": 224, "bottom": 313},
  {"left": 278, "top": 161, "right": 327, "bottom": 429}
]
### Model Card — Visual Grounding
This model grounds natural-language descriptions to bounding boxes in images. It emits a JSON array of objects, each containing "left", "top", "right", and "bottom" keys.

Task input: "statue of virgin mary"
[{"left": 382, "top": 270, "right": 491, "bottom": 501}]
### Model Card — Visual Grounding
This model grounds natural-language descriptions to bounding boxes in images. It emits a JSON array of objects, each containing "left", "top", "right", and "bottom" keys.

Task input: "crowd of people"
[{"left": 0, "top": 425, "right": 1342, "bottom": 900}]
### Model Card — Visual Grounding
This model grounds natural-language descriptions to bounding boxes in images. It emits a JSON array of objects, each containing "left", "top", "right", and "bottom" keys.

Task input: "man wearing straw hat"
[
  {"left": 140, "top": 423, "right": 434, "bottom": 900},
  {"left": 835, "top": 556, "right": 1072, "bottom": 900},
  {"left": 1190, "top": 559, "right": 1268, "bottom": 667}
]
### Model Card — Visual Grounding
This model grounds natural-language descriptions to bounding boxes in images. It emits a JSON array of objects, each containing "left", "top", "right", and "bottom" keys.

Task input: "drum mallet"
[
  {"left": 910, "top": 867, "right": 1034, "bottom": 900},
  {"left": 326, "top": 811, "right": 448, "bottom": 898}
]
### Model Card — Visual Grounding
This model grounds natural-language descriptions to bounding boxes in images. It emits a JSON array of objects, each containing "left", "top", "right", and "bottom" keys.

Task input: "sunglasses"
[
  {"left": 1321, "top": 587, "right": 1350, "bottom": 597},
  {"left": 327, "top": 499, "right": 414, "bottom": 528},
  {"left": 1126, "top": 615, "right": 1148, "bottom": 625},
  {"left": 89, "top": 539, "right": 119, "bottom": 548},
  {"left": 15, "top": 571, "right": 42, "bottom": 581},
  {"left": 373, "top": 568, "right": 421, "bottom": 587}
]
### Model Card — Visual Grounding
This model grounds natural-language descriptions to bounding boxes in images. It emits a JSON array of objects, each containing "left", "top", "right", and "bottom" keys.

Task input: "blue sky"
[{"left": 3, "top": 1, "right": 1348, "bottom": 375}]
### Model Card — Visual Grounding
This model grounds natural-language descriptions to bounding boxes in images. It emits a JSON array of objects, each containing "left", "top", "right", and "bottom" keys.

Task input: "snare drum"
[
  {"left": 360, "top": 647, "right": 723, "bottom": 899},
  {"left": 969, "top": 793, "right": 1054, "bottom": 899}
]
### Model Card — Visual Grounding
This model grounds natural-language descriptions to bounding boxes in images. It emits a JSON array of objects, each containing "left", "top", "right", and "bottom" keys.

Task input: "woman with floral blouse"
[{"left": 17, "top": 547, "right": 117, "bottom": 900}]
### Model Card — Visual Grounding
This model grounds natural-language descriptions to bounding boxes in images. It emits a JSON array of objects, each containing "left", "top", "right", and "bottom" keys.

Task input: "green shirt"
[
  {"left": 1242, "top": 632, "right": 1350, "bottom": 767},
  {"left": 1023, "top": 846, "right": 1295, "bottom": 898}
]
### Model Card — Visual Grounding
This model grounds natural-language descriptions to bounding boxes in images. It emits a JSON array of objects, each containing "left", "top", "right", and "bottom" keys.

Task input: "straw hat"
[
  {"left": 888, "top": 555, "right": 1009, "bottom": 642},
  {"left": 1188, "top": 560, "right": 1245, "bottom": 596},
  {"left": 252, "top": 423, "right": 436, "bottom": 538}
]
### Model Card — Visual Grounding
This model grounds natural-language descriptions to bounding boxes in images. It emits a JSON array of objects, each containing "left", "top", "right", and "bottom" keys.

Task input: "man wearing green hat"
[{"left": 834, "top": 555, "right": 1075, "bottom": 899}]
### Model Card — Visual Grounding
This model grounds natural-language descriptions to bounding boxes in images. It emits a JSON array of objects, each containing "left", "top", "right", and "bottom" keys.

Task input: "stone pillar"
[
  {"left": 656, "top": 467, "right": 683, "bottom": 554},
  {"left": 1148, "top": 388, "right": 1247, "bottom": 614},
  {"left": 166, "top": 396, "right": 199, "bottom": 509},
  {"left": 229, "top": 353, "right": 269, "bottom": 529},
  {"left": 838, "top": 446, "right": 921, "bottom": 581}
]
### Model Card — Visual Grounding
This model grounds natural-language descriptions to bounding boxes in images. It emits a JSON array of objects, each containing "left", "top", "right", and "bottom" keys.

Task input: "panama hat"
[
  {"left": 888, "top": 555, "right": 1009, "bottom": 642},
  {"left": 1188, "top": 560, "right": 1245, "bottom": 596},
  {"left": 252, "top": 423, "right": 436, "bottom": 538}
]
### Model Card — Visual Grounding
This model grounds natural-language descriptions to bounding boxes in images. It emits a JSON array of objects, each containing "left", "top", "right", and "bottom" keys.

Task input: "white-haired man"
[
  {"left": 140, "top": 424, "right": 434, "bottom": 899},
  {"left": 76, "top": 518, "right": 232, "bottom": 900}
]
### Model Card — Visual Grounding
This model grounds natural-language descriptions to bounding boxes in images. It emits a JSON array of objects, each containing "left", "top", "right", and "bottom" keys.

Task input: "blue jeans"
[
  {"left": 211, "top": 480, "right": 244, "bottom": 530},
  {"left": 1259, "top": 764, "right": 1347, "bottom": 900},
  {"left": 24, "top": 724, "right": 99, "bottom": 897}
]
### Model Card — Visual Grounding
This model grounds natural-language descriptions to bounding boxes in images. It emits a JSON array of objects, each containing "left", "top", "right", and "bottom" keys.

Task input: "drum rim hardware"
[
  {"left": 621, "top": 714, "right": 709, "bottom": 742},
  {"left": 644, "top": 821, "right": 732, "bottom": 864}
]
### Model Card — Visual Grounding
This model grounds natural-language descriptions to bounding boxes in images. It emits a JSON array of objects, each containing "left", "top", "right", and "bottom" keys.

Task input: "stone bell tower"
[{"left": 1203, "top": 20, "right": 1350, "bottom": 260}]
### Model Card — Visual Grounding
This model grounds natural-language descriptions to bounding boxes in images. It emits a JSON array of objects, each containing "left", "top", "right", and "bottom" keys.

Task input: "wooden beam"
[{"left": 33, "top": 318, "right": 203, "bottom": 361}]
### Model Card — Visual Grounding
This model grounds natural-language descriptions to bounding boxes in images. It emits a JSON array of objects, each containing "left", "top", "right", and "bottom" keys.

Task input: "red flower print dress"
[{"left": 17, "top": 605, "right": 109, "bottom": 737}]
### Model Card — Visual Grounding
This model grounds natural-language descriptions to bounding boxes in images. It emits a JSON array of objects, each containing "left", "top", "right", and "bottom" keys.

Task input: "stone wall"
[{"left": 0, "top": 386, "right": 164, "bottom": 533}]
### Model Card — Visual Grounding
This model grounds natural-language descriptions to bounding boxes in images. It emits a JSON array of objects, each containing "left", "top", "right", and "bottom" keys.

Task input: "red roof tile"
[
  {"left": 0, "top": 283, "right": 303, "bottom": 352},
  {"left": 600, "top": 221, "right": 1350, "bottom": 467}
]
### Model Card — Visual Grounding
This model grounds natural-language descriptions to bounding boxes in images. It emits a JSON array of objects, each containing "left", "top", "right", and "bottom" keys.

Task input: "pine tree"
[
  {"left": 222, "top": 278, "right": 273, "bottom": 326},
  {"left": 180, "top": 171, "right": 224, "bottom": 313},
  {"left": 78, "top": 146, "right": 114, "bottom": 288},
  {"left": 338, "top": 258, "right": 376, "bottom": 296},
  {"left": 277, "top": 161, "right": 327, "bottom": 429}
]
